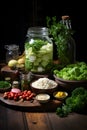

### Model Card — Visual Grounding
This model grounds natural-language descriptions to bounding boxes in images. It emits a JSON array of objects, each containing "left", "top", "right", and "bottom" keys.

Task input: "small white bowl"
[{"left": 35, "top": 93, "right": 50, "bottom": 103}]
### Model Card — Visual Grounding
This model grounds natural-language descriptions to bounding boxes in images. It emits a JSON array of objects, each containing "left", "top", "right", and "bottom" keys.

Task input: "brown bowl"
[
  {"left": 30, "top": 78, "right": 58, "bottom": 95},
  {"left": 30, "top": 72, "right": 49, "bottom": 80},
  {"left": 0, "top": 83, "right": 11, "bottom": 93},
  {"left": 53, "top": 74, "right": 87, "bottom": 91}
]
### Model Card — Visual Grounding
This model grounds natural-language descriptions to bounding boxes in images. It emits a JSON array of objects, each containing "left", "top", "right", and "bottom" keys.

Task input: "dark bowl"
[
  {"left": 0, "top": 83, "right": 11, "bottom": 93},
  {"left": 30, "top": 79, "right": 58, "bottom": 95},
  {"left": 30, "top": 72, "right": 50, "bottom": 80},
  {"left": 53, "top": 74, "right": 87, "bottom": 91}
]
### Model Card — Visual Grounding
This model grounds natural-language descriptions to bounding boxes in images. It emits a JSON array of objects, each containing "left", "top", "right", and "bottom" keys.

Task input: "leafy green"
[
  {"left": 46, "top": 16, "right": 75, "bottom": 66},
  {"left": 56, "top": 87, "right": 87, "bottom": 117},
  {"left": 25, "top": 39, "right": 48, "bottom": 53},
  {"left": 54, "top": 62, "right": 87, "bottom": 80},
  {"left": 0, "top": 81, "right": 10, "bottom": 88},
  {"left": 25, "top": 39, "right": 53, "bottom": 73}
]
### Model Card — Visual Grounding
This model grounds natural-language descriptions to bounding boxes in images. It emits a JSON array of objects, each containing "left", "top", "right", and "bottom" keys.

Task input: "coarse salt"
[{"left": 32, "top": 78, "right": 57, "bottom": 89}]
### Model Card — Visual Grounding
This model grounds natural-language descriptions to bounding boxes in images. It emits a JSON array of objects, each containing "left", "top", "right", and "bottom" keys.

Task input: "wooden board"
[
  {"left": 0, "top": 64, "right": 62, "bottom": 112},
  {"left": 0, "top": 93, "right": 62, "bottom": 112}
]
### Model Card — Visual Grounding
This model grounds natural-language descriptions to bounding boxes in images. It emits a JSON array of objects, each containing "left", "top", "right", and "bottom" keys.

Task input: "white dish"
[{"left": 35, "top": 93, "right": 50, "bottom": 103}]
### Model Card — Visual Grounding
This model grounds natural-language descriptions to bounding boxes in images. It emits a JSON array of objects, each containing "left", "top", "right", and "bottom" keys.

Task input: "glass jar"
[
  {"left": 5, "top": 44, "right": 20, "bottom": 63},
  {"left": 12, "top": 81, "right": 19, "bottom": 88},
  {"left": 20, "top": 72, "right": 31, "bottom": 91},
  {"left": 24, "top": 27, "right": 53, "bottom": 74}
]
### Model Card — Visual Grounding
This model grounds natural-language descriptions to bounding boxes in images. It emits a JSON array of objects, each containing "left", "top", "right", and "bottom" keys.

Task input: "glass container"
[
  {"left": 24, "top": 27, "right": 53, "bottom": 74},
  {"left": 57, "top": 15, "right": 76, "bottom": 66},
  {"left": 20, "top": 72, "right": 31, "bottom": 91},
  {"left": 12, "top": 81, "right": 19, "bottom": 88},
  {"left": 5, "top": 44, "right": 20, "bottom": 63}
]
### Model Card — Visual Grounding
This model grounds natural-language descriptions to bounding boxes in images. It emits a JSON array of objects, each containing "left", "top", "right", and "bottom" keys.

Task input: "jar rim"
[
  {"left": 27, "top": 26, "right": 49, "bottom": 36},
  {"left": 28, "top": 26, "right": 48, "bottom": 31}
]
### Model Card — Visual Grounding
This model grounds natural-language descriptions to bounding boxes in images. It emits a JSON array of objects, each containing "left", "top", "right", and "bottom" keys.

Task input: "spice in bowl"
[
  {"left": 53, "top": 91, "right": 68, "bottom": 100},
  {"left": 35, "top": 93, "right": 50, "bottom": 103}
]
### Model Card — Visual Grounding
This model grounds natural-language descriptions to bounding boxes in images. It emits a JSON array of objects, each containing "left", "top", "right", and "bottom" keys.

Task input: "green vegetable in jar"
[
  {"left": 24, "top": 27, "right": 53, "bottom": 74},
  {"left": 25, "top": 39, "right": 53, "bottom": 73}
]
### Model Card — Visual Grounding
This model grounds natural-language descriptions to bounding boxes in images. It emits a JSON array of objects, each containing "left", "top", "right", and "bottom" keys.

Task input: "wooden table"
[
  {"left": 0, "top": 64, "right": 87, "bottom": 130},
  {"left": 0, "top": 101, "right": 87, "bottom": 130}
]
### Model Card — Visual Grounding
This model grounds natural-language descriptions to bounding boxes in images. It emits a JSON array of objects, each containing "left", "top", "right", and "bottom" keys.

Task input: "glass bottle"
[
  {"left": 5, "top": 44, "right": 20, "bottom": 63},
  {"left": 12, "top": 81, "right": 19, "bottom": 88},
  {"left": 57, "top": 15, "right": 76, "bottom": 66},
  {"left": 24, "top": 27, "right": 53, "bottom": 74},
  {"left": 20, "top": 72, "right": 31, "bottom": 91}
]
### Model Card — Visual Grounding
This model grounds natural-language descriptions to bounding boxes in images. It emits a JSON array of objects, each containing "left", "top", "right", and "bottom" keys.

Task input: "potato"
[
  {"left": 8, "top": 59, "right": 18, "bottom": 67},
  {"left": 17, "top": 57, "right": 25, "bottom": 64}
]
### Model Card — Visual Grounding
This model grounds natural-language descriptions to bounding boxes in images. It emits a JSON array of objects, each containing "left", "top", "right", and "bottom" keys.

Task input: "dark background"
[{"left": 0, "top": 0, "right": 86, "bottom": 62}]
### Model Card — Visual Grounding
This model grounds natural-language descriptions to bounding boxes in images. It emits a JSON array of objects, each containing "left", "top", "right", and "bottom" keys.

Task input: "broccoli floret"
[
  {"left": 71, "top": 87, "right": 86, "bottom": 97},
  {"left": 56, "top": 107, "right": 65, "bottom": 117},
  {"left": 56, "top": 105, "right": 70, "bottom": 117},
  {"left": 65, "top": 97, "right": 75, "bottom": 111},
  {"left": 66, "top": 95, "right": 87, "bottom": 113},
  {"left": 68, "top": 87, "right": 87, "bottom": 112},
  {"left": 74, "top": 95, "right": 87, "bottom": 113},
  {"left": 56, "top": 87, "right": 87, "bottom": 117}
]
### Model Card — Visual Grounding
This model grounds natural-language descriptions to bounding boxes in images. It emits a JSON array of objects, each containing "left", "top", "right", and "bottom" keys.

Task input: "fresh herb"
[
  {"left": 46, "top": 16, "right": 75, "bottom": 66},
  {"left": 25, "top": 39, "right": 48, "bottom": 53},
  {"left": 56, "top": 87, "right": 87, "bottom": 117},
  {"left": 0, "top": 81, "right": 10, "bottom": 88}
]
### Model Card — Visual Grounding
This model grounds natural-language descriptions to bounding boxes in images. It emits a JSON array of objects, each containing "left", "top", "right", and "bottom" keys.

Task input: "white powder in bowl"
[{"left": 31, "top": 78, "right": 57, "bottom": 89}]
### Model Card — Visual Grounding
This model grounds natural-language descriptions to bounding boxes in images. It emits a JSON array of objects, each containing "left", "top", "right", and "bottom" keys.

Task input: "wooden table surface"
[
  {"left": 0, "top": 64, "right": 87, "bottom": 130},
  {"left": 0, "top": 102, "right": 87, "bottom": 130}
]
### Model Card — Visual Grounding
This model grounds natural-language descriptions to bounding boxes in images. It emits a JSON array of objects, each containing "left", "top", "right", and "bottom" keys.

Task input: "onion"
[{"left": 11, "top": 88, "right": 21, "bottom": 93}]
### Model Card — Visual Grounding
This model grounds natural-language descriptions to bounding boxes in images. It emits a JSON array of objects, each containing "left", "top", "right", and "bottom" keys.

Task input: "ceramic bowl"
[
  {"left": 53, "top": 91, "right": 68, "bottom": 100},
  {"left": 0, "top": 81, "right": 11, "bottom": 93},
  {"left": 35, "top": 93, "right": 50, "bottom": 103},
  {"left": 30, "top": 78, "right": 58, "bottom": 95},
  {"left": 53, "top": 74, "right": 87, "bottom": 91}
]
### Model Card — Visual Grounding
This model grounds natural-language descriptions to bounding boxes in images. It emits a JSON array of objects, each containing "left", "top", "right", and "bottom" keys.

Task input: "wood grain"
[{"left": 0, "top": 93, "right": 62, "bottom": 112}]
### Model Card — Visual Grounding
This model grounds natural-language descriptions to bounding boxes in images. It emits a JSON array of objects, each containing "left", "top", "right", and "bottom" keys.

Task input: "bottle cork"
[{"left": 62, "top": 15, "right": 70, "bottom": 20}]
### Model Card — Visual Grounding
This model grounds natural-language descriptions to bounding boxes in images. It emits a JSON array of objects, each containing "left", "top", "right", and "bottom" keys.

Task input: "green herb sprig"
[
  {"left": 0, "top": 81, "right": 10, "bottom": 88},
  {"left": 46, "top": 16, "right": 75, "bottom": 66}
]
